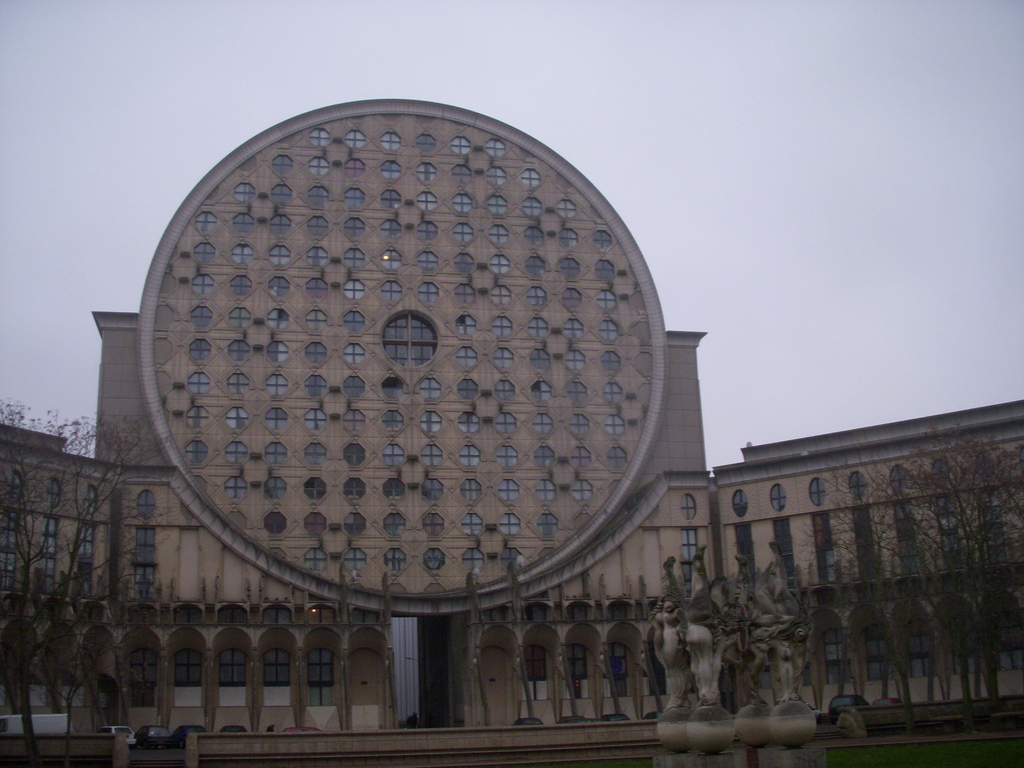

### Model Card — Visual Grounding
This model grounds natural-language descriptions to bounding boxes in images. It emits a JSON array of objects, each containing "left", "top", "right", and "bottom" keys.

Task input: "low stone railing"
[
  {"left": 0, "top": 733, "right": 130, "bottom": 768},
  {"left": 186, "top": 721, "right": 660, "bottom": 768}
]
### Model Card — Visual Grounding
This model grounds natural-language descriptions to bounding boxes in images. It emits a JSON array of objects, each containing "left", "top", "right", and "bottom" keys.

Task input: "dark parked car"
[
  {"left": 219, "top": 724, "right": 247, "bottom": 732},
  {"left": 282, "top": 726, "right": 321, "bottom": 732},
  {"left": 135, "top": 725, "right": 173, "bottom": 749},
  {"left": 872, "top": 697, "right": 902, "bottom": 706},
  {"left": 828, "top": 694, "right": 869, "bottom": 723},
  {"left": 642, "top": 711, "right": 662, "bottom": 720},
  {"left": 599, "top": 713, "right": 630, "bottom": 722},
  {"left": 512, "top": 717, "right": 543, "bottom": 726},
  {"left": 170, "top": 724, "right": 206, "bottom": 748},
  {"left": 557, "top": 715, "right": 590, "bottom": 724}
]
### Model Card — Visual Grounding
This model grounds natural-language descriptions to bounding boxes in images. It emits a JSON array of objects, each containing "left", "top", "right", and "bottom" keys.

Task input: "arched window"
[
  {"left": 83, "top": 484, "right": 98, "bottom": 514},
  {"left": 217, "top": 605, "right": 248, "bottom": 624},
  {"left": 308, "top": 648, "right": 334, "bottom": 705},
  {"left": 129, "top": 648, "right": 158, "bottom": 706},
  {"left": 849, "top": 471, "right": 867, "bottom": 501},
  {"left": 47, "top": 478, "right": 61, "bottom": 509},
  {"left": 7, "top": 471, "right": 24, "bottom": 503},
  {"left": 864, "top": 625, "right": 887, "bottom": 680},
  {"left": 608, "top": 642, "right": 628, "bottom": 696},
  {"left": 219, "top": 649, "right": 246, "bottom": 687},
  {"left": 524, "top": 604, "right": 548, "bottom": 622},
  {"left": 645, "top": 640, "right": 667, "bottom": 695},
  {"left": 999, "top": 611, "right": 1024, "bottom": 670},
  {"left": 823, "top": 628, "right": 844, "bottom": 684},
  {"left": 567, "top": 603, "right": 589, "bottom": 621},
  {"left": 263, "top": 605, "right": 291, "bottom": 624},
  {"left": 138, "top": 489, "right": 155, "bottom": 520},
  {"left": 308, "top": 605, "right": 335, "bottom": 624},
  {"left": 808, "top": 478, "right": 826, "bottom": 507},
  {"left": 174, "top": 649, "right": 202, "bottom": 687},
  {"left": 908, "top": 621, "right": 932, "bottom": 678},
  {"left": 173, "top": 605, "right": 202, "bottom": 625},
  {"left": 525, "top": 645, "right": 547, "bottom": 699},
  {"left": 263, "top": 649, "right": 291, "bottom": 686},
  {"left": 567, "top": 644, "right": 588, "bottom": 697},
  {"left": 607, "top": 602, "right": 630, "bottom": 620}
]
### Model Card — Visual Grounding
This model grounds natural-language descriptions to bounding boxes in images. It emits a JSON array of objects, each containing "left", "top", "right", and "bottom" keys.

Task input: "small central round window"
[{"left": 382, "top": 313, "right": 438, "bottom": 366}]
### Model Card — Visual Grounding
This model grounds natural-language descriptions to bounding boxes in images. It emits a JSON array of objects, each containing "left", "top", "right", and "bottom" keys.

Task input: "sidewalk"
[{"left": 810, "top": 722, "right": 1024, "bottom": 751}]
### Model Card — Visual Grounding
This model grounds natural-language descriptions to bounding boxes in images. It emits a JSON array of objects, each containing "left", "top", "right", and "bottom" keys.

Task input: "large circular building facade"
[{"left": 140, "top": 100, "right": 666, "bottom": 610}]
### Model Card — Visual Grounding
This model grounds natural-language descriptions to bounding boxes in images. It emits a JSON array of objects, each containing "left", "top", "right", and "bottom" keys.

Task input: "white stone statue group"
[{"left": 650, "top": 542, "right": 816, "bottom": 754}]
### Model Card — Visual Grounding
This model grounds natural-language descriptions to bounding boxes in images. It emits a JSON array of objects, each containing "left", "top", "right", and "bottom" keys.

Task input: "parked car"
[
  {"left": 219, "top": 724, "right": 247, "bottom": 732},
  {"left": 828, "top": 694, "right": 869, "bottom": 723},
  {"left": 97, "top": 726, "right": 135, "bottom": 747},
  {"left": 872, "top": 697, "right": 902, "bottom": 706},
  {"left": 170, "top": 724, "right": 206, "bottom": 748},
  {"left": 642, "top": 711, "right": 662, "bottom": 720},
  {"left": 512, "top": 717, "right": 543, "bottom": 726},
  {"left": 557, "top": 715, "right": 590, "bottom": 724},
  {"left": 599, "top": 713, "right": 630, "bottom": 722},
  {"left": 135, "top": 725, "right": 174, "bottom": 749},
  {"left": 282, "top": 726, "right": 321, "bottom": 732}
]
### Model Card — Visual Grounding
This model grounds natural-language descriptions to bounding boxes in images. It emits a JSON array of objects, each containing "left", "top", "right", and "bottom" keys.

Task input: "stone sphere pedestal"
[
  {"left": 655, "top": 706, "right": 692, "bottom": 753},
  {"left": 767, "top": 701, "right": 817, "bottom": 749},
  {"left": 734, "top": 702, "right": 772, "bottom": 748},
  {"left": 687, "top": 704, "right": 735, "bottom": 755}
]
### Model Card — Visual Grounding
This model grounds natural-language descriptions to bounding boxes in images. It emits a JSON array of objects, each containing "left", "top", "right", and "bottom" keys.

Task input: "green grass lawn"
[
  {"left": 507, "top": 739, "right": 1024, "bottom": 768},
  {"left": 826, "top": 740, "right": 1024, "bottom": 768}
]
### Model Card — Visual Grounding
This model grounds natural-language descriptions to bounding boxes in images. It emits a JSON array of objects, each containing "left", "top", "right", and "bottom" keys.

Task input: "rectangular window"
[
  {"left": 735, "top": 523, "right": 755, "bottom": 582},
  {"left": 0, "top": 512, "right": 16, "bottom": 590},
  {"left": 608, "top": 643, "right": 628, "bottom": 697},
  {"left": 645, "top": 640, "right": 667, "bottom": 695},
  {"left": 41, "top": 516, "right": 58, "bottom": 592},
  {"left": 307, "top": 649, "right": 334, "bottom": 706},
  {"left": 894, "top": 502, "right": 919, "bottom": 575},
  {"left": 772, "top": 518, "right": 795, "bottom": 588},
  {"left": 853, "top": 507, "right": 877, "bottom": 579},
  {"left": 78, "top": 524, "right": 94, "bottom": 597},
  {"left": 936, "top": 496, "right": 961, "bottom": 567},
  {"left": 864, "top": 625, "right": 887, "bottom": 681},
  {"left": 681, "top": 528, "right": 697, "bottom": 596},
  {"left": 907, "top": 622, "right": 931, "bottom": 678},
  {"left": 129, "top": 649, "right": 158, "bottom": 707},
  {"left": 263, "top": 650, "right": 291, "bottom": 687},
  {"left": 813, "top": 513, "right": 836, "bottom": 583},
  {"left": 174, "top": 649, "right": 202, "bottom": 687},
  {"left": 135, "top": 527, "right": 156, "bottom": 563},
  {"left": 999, "top": 612, "right": 1024, "bottom": 671},
  {"left": 981, "top": 493, "right": 1007, "bottom": 562},
  {"left": 823, "top": 629, "right": 844, "bottom": 684},
  {"left": 567, "top": 643, "right": 587, "bottom": 698},
  {"left": 134, "top": 565, "right": 155, "bottom": 600},
  {"left": 525, "top": 645, "right": 547, "bottom": 699}
]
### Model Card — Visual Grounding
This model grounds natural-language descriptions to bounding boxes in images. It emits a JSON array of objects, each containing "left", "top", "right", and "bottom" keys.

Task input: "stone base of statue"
[
  {"left": 652, "top": 751, "right": 742, "bottom": 768},
  {"left": 734, "top": 702, "right": 772, "bottom": 748},
  {"left": 688, "top": 704, "right": 735, "bottom": 755},
  {"left": 655, "top": 706, "right": 693, "bottom": 753},
  {"left": 767, "top": 701, "right": 817, "bottom": 748},
  {"left": 754, "top": 746, "right": 827, "bottom": 768}
]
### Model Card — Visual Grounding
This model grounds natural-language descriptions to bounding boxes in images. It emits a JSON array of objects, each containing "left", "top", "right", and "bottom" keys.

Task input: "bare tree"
[
  {"left": 829, "top": 432, "right": 1024, "bottom": 732},
  {"left": 0, "top": 401, "right": 156, "bottom": 768},
  {"left": 828, "top": 490, "right": 923, "bottom": 732}
]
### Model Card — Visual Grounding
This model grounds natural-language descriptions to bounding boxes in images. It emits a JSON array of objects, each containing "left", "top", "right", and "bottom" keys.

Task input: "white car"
[{"left": 97, "top": 725, "right": 136, "bottom": 748}]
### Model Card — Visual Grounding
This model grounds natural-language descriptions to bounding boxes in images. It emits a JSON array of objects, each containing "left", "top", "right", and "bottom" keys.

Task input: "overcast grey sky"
[{"left": 1, "top": 0, "right": 1021, "bottom": 468}]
